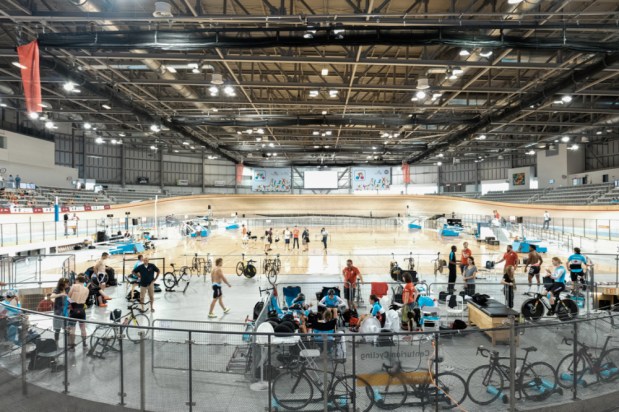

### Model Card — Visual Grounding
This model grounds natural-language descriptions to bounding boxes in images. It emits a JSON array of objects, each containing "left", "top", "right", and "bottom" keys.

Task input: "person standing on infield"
[
  {"left": 524, "top": 244, "right": 543, "bottom": 291},
  {"left": 133, "top": 257, "right": 160, "bottom": 312},
  {"left": 209, "top": 258, "right": 231, "bottom": 318}
]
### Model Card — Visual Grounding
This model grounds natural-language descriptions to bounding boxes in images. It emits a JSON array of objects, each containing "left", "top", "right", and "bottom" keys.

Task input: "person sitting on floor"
[{"left": 359, "top": 294, "right": 386, "bottom": 327}]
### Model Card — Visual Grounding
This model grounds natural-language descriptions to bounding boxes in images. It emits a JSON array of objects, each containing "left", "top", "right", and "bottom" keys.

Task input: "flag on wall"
[
  {"left": 17, "top": 40, "right": 42, "bottom": 113},
  {"left": 402, "top": 163, "right": 410, "bottom": 184},
  {"left": 235, "top": 163, "right": 243, "bottom": 183}
]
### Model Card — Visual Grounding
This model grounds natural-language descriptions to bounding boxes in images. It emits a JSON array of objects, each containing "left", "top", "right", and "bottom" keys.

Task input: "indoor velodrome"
[{"left": 1, "top": 1, "right": 619, "bottom": 412}]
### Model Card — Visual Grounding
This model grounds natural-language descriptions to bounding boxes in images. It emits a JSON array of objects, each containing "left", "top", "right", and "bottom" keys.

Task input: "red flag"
[
  {"left": 235, "top": 164, "right": 244, "bottom": 183},
  {"left": 402, "top": 163, "right": 410, "bottom": 184},
  {"left": 17, "top": 40, "right": 42, "bottom": 113}
]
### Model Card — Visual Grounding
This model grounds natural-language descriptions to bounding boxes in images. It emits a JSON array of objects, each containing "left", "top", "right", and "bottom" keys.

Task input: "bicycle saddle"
[
  {"left": 248, "top": 259, "right": 256, "bottom": 264},
  {"left": 522, "top": 346, "right": 537, "bottom": 352}
]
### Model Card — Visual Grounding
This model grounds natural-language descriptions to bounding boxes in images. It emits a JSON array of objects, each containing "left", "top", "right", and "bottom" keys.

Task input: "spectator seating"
[
  {"left": 536, "top": 184, "right": 612, "bottom": 205},
  {"left": 38, "top": 187, "right": 113, "bottom": 207},
  {"left": 592, "top": 187, "right": 619, "bottom": 205},
  {"left": 478, "top": 189, "right": 546, "bottom": 204}
]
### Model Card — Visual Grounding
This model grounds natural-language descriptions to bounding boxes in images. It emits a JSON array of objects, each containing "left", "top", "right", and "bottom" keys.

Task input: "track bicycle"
[
  {"left": 432, "top": 252, "right": 446, "bottom": 275},
  {"left": 236, "top": 253, "right": 257, "bottom": 279},
  {"left": 556, "top": 334, "right": 619, "bottom": 389},
  {"left": 163, "top": 263, "right": 192, "bottom": 292},
  {"left": 262, "top": 253, "right": 280, "bottom": 285},
  {"left": 87, "top": 302, "right": 151, "bottom": 359},
  {"left": 466, "top": 345, "right": 560, "bottom": 405},
  {"left": 374, "top": 358, "right": 467, "bottom": 410},
  {"left": 404, "top": 252, "right": 415, "bottom": 270},
  {"left": 390, "top": 253, "right": 403, "bottom": 281},
  {"left": 271, "top": 351, "right": 375, "bottom": 411},
  {"left": 189, "top": 252, "right": 212, "bottom": 281},
  {"left": 521, "top": 290, "right": 579, "bottom": 322}
]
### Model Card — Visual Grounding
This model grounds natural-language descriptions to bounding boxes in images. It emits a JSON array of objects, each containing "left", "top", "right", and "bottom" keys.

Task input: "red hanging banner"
[
  {"left": 235, "top": 163, "right": 244, "bottom": 183},
  {"left": 402, "top": 163, "right": 410, "bottom": 184},
  {"left": 17, "top": 40, "right": 42, "bottom": 113}
]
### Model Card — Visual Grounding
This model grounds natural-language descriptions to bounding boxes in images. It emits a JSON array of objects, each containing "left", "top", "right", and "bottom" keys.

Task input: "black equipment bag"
[
  {"left": 253, "top": 301, "right": 265, "bottom": 320},
  {"left": 28, "top": 338, "right": 59, "bottom": 371},
  {"left": 438, "top": 291, "right": 449, "bottom": 303},
  {"left": 471, "top": 293, "right": 490, "bottom": 306},
  {"left": 376, "top": 329, "right": 395, "bottom": 347}
]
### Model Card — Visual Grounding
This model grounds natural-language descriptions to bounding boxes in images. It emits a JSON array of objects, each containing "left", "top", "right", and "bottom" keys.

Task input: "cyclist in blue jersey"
[
  {"left": 567, "top": 247, "right": 588, "bottom": 294},
  {"left": 360, "top": 294, "right": 386, "bottom": 327},
  {"left": 318, "top": 289, "right": 346, "bottom": 319},
  {"left": 545, "top": 257, "right": 567, "bottom": 316}
]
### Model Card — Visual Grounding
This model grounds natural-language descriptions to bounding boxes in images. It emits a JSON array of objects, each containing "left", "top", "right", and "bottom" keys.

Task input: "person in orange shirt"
[
  {"left": 292, "top": 226, "right": 300, "bottom": 250},
  {"left": 342, "top": 259, "right": 364, "bottom": 309},
  {"left": 460, "top": 242, "right": 472, "bottom": 274}
]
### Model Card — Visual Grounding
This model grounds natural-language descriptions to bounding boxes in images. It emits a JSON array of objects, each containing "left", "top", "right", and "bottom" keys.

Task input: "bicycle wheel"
[
  {"left": 428, "top": 372, "right": 468, "bottom": 410},
  {"left": 466, "top": 365, "right": 504, "bottom": 405},
  {"left": 267, "top": 267, "right": 278, "bottom": 286},
  {"left": 162, "top": 272, "right": 177, "bottom": 289},
  {"left": 520, "top": 361, "right": 557, "bottom": 401},
  {"left": 205, "top": 260, "right": 212, "bottom": 274},
  {"left": 521, "top": 298, "right": 544, "bottom": 321},
  {"left": 235, "top": 262, "right": 244, "bottom": 276},
  {"left": 90, "top": 325, "right": 116, "bottom": 349},
  {"left": 598, "top": 348, "right": 619, "bottom": 383},
  {"left": 272, "top": 370, "right": 313, "bottom": 410},
  {"left": 125, "top": 313, "right": 151, "bottom": 342},
  {"left": 275, "top": 259, "right": 281, "bottom": 273},
  {"left": 556, "top": 299, "right": 579, "bottom": 321},
  {"left": 180, "top": 266, "right": 192, "bottom": 282},
  {"left": 245, "top": 264, "right": 257, "bottom": 279},
  {"left": 330, "top": 374, "right": 375, "bottom": 412},
  {"left": 556, "top": 353, "right": 587, "bottom": 389},
  {"left": 373, "top": 373, "right": 407, "bottom": 410}
]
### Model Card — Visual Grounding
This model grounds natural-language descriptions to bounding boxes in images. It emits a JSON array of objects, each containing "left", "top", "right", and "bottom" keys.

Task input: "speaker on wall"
[{"left": 516, "top": 217, "right": 524, "bottom": 224}]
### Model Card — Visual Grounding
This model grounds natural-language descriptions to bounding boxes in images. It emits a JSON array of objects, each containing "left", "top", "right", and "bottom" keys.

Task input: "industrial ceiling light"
[
  {"left": 190, "top": 146, "right": 195, "bottom": 150},
  {"left": 411, "top": 97, "right": 419, "bottom": 102},
  {"left": 173, "top": 149, "right": 179, "bottom": 153},
  {"left": 0, "top": 103, "right": 7, "bottom": 108},
  {"left": 452, "top": 66, "right": 464, "bottom": 75},
  {"left": 561, "top": 136, "right": 570, "bottom": 142},
  {"left": 325, "top": 130, "right": 332, "bottom": 136},
  {"left": 321, "top": 68, "right": 329, "bottom": 76},
  {"left": 45, "top": 121, "right": 55, "bottom": 129},
  {"left": 459, "top": 49, "right": 470, "bottom": 57},
  {"left": 102, "top": 104, "right": 111, "bottom": 110},
  {"left": 314, "top": 145, "right": 320, "bottom": 149},
  {"left": 96, "top": 137, "right": 105, "bottom": 144},
  {"left": 255, "top": 137, "right": 262, "bottom": 142},
  {"left": 182, "top": 141, "right": 189, "bottom": 145},
  {"left": 272, "top": 153, "right": 277, "bottom": 157},
  {"left": 83, "top": 122, "right": 92, "bottom": 129},
  {"left": 269, "top": 142, "right": 274, "bottom": 147},
  {"left": 329, "top": 90, "right": 338, "bottom": 98},
  {"left": 569, "top": 144, "right": 579, "bottom": 151},
  {"left": 63, "top": 81, "right": 76, "bottom": 92},
  {"left": 210, "top": 73, "right": 224, "bottom": 85},
  {"left": 28, "top": 112, "right": 39, "bottom": 120},
  {"left": 303, "top": 30, "right": 316, "bottom": 39},
  {"left": 561, "top": 95, "right": 573, "bottom": 103},
  {"left": 223, "top": 86, "right": 236, "bottom": 96},
  {"left": 312, "top": 131, "right": 320, "bottom": 136},
  {"left": 309, "top": 90, "right": 319, "bottom": 97},
  {"left": 508, "top": 0, "right": 523, "bottom": 3},
  {"left": 596, "top": 131, "right": 603, "bottom": 135},
  {"left": 436, "top": 161, "right": 443, "bottom": 166},
  {"left": 187, "top": 63, "right": 199, "bottom": 70},
  {"left": 150, "top": 145, "right": 157, "bottom": 150},
  {"left": 526, "top": 150, "right": 536, "bottom": 155},
  {"left": 256, "top": 128, "right": 264, "bottom": 134},
  {"left": 150, "top": 124, "right": 161, "bottom": 132},
  {"left": 321, "top": 110, "right": 327, "bottom": 115},
  {"left": 166, "top": 66, "right": 177, "bottom": 74},
  {"left": 111, "top": 139, "right": 117, "bottom": 144},
  {"left": 476, "top": 134, "right": 487, "bottom": 140},
  {"left": 415, "top": 90, "right": 427, "bottom": 99},
  {"left": 431, "top": 93, "right": 442, "bottom": 101},
  {"left": 119, "top": 132, "right": 126, "bottom": 137},
  {"left": 209, "top": 86, "right": 219, "bottom": 96},
  {"left": 447, "top": 70, "right": 457, "bottom": 80},
  {"left": 437, "top": 153, "right": 444, "bottom": 158},
  {"left": 416, "top": 77, "right": 430, "bottom": 90},
  {"left": 479, "top": 50, "right": 493, "bottom": 58}
]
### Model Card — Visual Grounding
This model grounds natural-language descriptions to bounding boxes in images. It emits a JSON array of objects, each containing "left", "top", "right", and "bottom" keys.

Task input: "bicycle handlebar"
[{"left": 562, "top": 337, "right": 573, "bottom": 346}]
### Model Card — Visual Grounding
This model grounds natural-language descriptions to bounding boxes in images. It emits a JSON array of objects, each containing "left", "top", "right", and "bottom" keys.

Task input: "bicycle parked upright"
[
  {"left": 236, "top": 253, "right": 257, "bottom": 279},
  {"left": 163, "top": 263, "right": 192, "bottom": 293},
  {"left": 466, "top": 345, "right": 560, "bottom": 405},
  {"left": 263, "top": 253, "right": 280, "bottom": 285},
  {"left": 556, "top": 333, "right": 619, "bottom": 389}
]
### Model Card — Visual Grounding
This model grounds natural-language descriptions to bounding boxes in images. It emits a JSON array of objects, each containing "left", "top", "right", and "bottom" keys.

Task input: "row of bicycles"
[
  {"left": 235, "top": 253, "right": 281, "bottom": 286},
  {"left": 270, "top": 335, "right": 619, "bottom": 411}
]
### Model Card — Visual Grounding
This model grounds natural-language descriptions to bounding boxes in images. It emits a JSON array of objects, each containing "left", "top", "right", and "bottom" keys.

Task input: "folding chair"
[{"left": 282, "top": 286, "right": 302, "bottom": 308}]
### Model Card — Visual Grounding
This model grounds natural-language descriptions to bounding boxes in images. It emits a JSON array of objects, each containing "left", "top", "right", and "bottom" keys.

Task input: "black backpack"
[
  {"left": 376, "top": 329, "right": 395, "bottom": 347},
  {"left": 472, "top": 293, "right": 490, "bottom": 306},
  {"left": 392, "top": 285, "right": 403, "bottom": 304},
  {"left": 485, "top": 261, "right": 495, "bottom": 270},
  {"left": 448, "top": 295, "right": 458, "bottom": 308},
  {"left": 438, "top": 291, "right": 449, "bottom": 303},
  {"left": 253, "top": 301, "right": 265, "bottom": 320},
  {"left": 452, "top": 319, "right": 467, "bottom": 330},
  {"left": 28, "top": 338, "right": 59, "bottom": 371}
]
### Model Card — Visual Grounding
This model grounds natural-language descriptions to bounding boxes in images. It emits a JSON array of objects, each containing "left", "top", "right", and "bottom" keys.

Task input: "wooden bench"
[
  {"left": 468, "top": 299, "right": 518, "bottom": 346},
  {"left": 356, "top": 371, "right": 432, "bottom": 386}
]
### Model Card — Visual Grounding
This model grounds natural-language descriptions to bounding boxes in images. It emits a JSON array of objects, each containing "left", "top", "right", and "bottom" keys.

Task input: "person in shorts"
[
  {"left": 67, "top": 274, "right": 89, "bottom": 351},
  {"left": 302, "top": 227, "right": 310, "bottom": 252},
  {"left": 524, "top": 245, "right": 543, "bottom": 291},
  {"left": 567, "top": 247, "right": 588, "bottom": 293},
  {"left": 209, "top": 258, "right": 231, "bottom": 318},
  {"left": 283, "top": 227, "right": 291, "bottom": 251},
  {"left": 342, "top": 259, "right": 364, "bottom": 309},
  {"left": 318, "top": 289, "right": 346, "bottom": 320},
  {"left": 545, "top": 257, "right": 567, "bottom": 316},
  {"left": 133, "top": 258, "right": 160, "bottom": 313}
]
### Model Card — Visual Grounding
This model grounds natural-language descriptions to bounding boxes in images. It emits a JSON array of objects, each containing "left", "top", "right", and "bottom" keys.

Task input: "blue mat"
[
  {"left": 408, "top": 223, "right": 422, "bottom": 229},
  {"left": 225, "top": 223, "right": 240, "bottom": 230}
]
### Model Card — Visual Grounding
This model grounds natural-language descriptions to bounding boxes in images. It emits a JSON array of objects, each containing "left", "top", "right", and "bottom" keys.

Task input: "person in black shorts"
[
  {"left": 209, "top": 258, "right": 231, "bottom": 318},
  {"left": 524, "top": 244, "right": 543, "bottom": 291},
  {"left": 67, "top": 274, "right": 89, "bottom": 351}
]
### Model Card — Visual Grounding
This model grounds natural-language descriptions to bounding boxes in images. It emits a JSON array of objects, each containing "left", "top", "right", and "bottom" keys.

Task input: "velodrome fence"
[{"left": 1, "top": 302, "right": 619, "bottom": 412}]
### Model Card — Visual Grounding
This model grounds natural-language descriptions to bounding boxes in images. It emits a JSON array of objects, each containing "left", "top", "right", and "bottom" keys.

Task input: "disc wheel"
[
  {"left": 520, "top": 361, "right": 557, "bottom": 401},
  {"left": 162, "top": 272, "right": 177, "bottom": 290},
  {"left": 272, "top": 370, "right": 313, "bottom": 410},
  {"left": 235, "top": 262, "right": 244, "bottom": 276},
  {"left": 330, "top": 374, "right": 375, "bottom": 412},
  {"left": 90, "top": 325, "right": 116, "bottom": 349},
  {"left": 521, "top": 298, "right": 544, "bottom": 321},
  {"left": 556, "top": 299, "right": 579, "bottom": 321},
  {"left": 429, "top": 372, "right": 468, "bottom": 410},
  {"left": 598, "top": 348, "right": 619, "bottom": 383},
  {"left": 124, "top": 313, "right": 151, "bottom": 342},
  {"left": 466, "top": 365, "right": 504, "bottom": 405},
  {"left": 390, "top": 268, "right": 402, "bottom": 282},
  {"left": 373, "top": 373, "right": 407, "bottom": 410},
  {"left": 244, "top": 264, "right": 257, "bottom": 279}
]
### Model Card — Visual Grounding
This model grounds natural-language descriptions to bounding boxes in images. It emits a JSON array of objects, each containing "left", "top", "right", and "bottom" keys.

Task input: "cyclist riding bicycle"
[
  {"left": 544, "top": 257, "right": 567, "bottom": 316},
  {"left": 567, "top": 247, "right": 588, "bottom": 294}
]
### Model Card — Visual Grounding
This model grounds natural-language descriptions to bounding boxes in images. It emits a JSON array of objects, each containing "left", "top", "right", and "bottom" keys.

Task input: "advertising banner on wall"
[
  {"left": 251, "top": 168, "right": 291, "bottom": 192},
  {"left": 351, "top": 167, "right": 391, "bottom": 191}
]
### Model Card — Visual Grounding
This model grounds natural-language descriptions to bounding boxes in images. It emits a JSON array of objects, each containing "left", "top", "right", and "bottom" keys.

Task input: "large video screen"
[{"left": 304, "top": 170, "right": 339, "bottom": 189}]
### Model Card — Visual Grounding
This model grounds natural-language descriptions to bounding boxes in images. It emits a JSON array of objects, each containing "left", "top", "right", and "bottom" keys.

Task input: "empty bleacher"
[
  {"left": 593, "top": 187, "right": 619, "bottom": 205},
  {"left": 438, "top": 192, "right": 480, "bottom": 199},
  {"left": 478, "top": 188, "right": 546, "bottom": 204},
  {"left": 536, "top": 184, "right": 613, "bottom": 205},
  {"left": 38, "top": 187, "right": 112, "bottom": 207}
]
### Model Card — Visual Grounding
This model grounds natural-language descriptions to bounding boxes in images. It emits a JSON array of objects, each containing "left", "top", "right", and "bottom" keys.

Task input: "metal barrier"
[{"left": 2, "top": 299, "right": 619, "bottom": 411}]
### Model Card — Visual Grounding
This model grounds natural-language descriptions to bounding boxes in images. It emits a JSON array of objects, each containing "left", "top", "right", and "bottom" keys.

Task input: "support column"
[
  {"left": 201, "top": 151, "right": 205, "bottom": 194},
  {"left": 120, "top": 144, "right": 126, "bottom": 188},
  {"left": 159, "top": 150, "right": 164, "bottom": 189},
  {"left": 71, "top": 125, "right": 76, "bottom": 169},
  {"left": 82, "top": 132, "right": 87, "bottom": 179}
]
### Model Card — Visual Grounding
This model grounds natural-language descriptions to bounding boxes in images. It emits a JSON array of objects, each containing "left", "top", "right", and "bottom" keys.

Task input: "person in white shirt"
[
  {"left": 283, "top": 227, "right": 292, "bottom": 251},
  {"left": 543, "top": 211, "right": 551, "bottom": 230}
]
